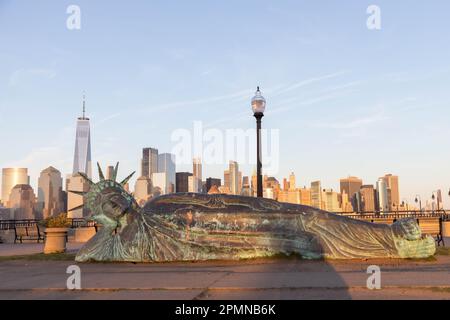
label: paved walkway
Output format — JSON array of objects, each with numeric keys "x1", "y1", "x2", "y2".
[
  {"x1": 0, "y1": 243, "x2": 83, "y2": 256},
  {"x1": 0, "y1": 254, "x2": 449, "y2": 299}
]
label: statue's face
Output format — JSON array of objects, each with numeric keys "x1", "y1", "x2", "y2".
[{"x1": 85, "y1": 181, "x2": 136, "y2": 227}]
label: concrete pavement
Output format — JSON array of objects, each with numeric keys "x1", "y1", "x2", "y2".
[
  {"x1": 0, "y1": 243, "x2": 83, "y2": 257},
  {"x1": 0, "y1": 252, "x2": 449, "y2": 299}
]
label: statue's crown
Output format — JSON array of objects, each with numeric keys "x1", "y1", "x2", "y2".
[{"x1": 68, "y1": 162, "x2": 135, "y2": 212}]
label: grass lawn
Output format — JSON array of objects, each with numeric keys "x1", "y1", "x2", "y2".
[{"x1": 0, "y1": 252, "x2": 76, "y2": 262}]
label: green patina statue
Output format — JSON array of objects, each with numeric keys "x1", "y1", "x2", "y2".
[{"x1": 71, "y1": 164, "x2": 436, "y2": 262}]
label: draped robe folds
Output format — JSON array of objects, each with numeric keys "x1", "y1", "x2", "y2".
[{"x1": 76, "y1": 193, "x2": 404, "y2": 262}]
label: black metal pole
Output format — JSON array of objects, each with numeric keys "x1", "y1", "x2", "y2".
[{"x1": 254, "y1": 112, "x2": 264, "y2": 198}]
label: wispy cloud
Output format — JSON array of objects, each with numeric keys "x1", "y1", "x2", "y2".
[
  {"x1": 95, "y1": 112, "x2": 121, "y2": 126},
  {"x1": 312, "y1": 112, "x2": 388, "y2": 130},
  {"x1": 139, "y1": 89, "x2": 251, "y2": 114},
  {"x1": 8, "y1": 68, "x2": 56, "y2": 87},
  {"x1": 271, "y1": 71, "x2": 348, "y2": 97}
]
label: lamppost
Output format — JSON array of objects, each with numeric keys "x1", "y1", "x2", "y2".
[
  {"x1": 414, "y1": 195, "x2": 422, "y2": 213},
  {"x1": 401, "y1": 198, "x2": 409, "y2": 212},
  {"x1": 251, "y1": 86, "x2": 266, "y2": 198},
  {"x1": 431, "y1": 191, "x2": 441, "y2": 212}
]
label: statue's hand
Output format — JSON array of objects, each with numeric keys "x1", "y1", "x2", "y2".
[{"x1": 392, "y1": 218, "x2": 436, "y2": 258}]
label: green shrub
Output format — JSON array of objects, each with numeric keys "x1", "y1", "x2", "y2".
[{"x1": 40, "y1": 213, "x2": 71, "y2": 228}]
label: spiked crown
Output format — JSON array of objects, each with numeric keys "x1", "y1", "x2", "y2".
[{"x1": 68, "y1": 162, "x2": 135, "y2": 213}]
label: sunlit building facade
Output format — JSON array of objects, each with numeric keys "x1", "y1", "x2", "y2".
[
  {"x1": 1, "y1": 168, "x2": 29, "y2": 207},
  {"x1": 37, "y1": 166, "x2": 64, "y2": 219},
  {"x1": 73, "y1": 98, "x2": 92, "y2": 178}
]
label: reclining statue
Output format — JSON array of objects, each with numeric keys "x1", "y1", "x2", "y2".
[{"x1": 72, "y1": 164, "x2": 436, "y2": 262}]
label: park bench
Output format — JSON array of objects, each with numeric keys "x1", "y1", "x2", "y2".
[
  {"x1": 14, "y1": 225, "x2": 44, "y2": 244},
  {"x1": 366, "y1": 216, "x2": 444, "y2": 247},
  {"x1": 418, "y1": 218, "x2": 444, "y2": 247}
]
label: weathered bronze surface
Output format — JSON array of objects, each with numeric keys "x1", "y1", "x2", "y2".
[{"x1": 73, "y1": 164, "x2": 436, "y2": 262}]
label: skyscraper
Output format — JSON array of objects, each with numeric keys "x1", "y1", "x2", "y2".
[
  {"x1": 360, "y1": 185, "x2": 376, "y2": 212},
  {"x1": 9, "y1": 184, "x2": 37, "y2": 220},
  {"x1": 241, "y1": 176, "x2": 251, "y2": 196},
  {"x1": 376, "y1": 178, "x2": 389, "y2": 214},
  {"x1": 340, "y1": 176, "x2": 363, "y2": 212},
  {"x1": 381, "y1": 174, "x2": 400, "y2": 210},
  {"x1": 229, "y1": 161, "x2": 241, "y2": 195},
  {"x1": 224, "y1": 170, "x2": 230, "y2": 191},
  {"x1": 141, "y1": 147, "x2": 158, "y2": 178},
  {"x1": 134, "y1": 176, "x2": 152, "y2": 206},
  {"x1": 1, "y1": 168, "x2": 29, "y2": 207},
  {"x1": 322, "y1": 189, "x2": 341, "y2": 212},
  {"x1": 66, "y1": 173, "x2": 90, "y2": 218},
  {"x1": 73, "y1": 95, "x2": 92, "y2": 178},
  {"x1": 289, "y1": 172, "x2": 296, "y2": 191},
  {"x1": 193, "y1": 158, "x2": 201, "y2": 178},
  {"x1": 37, "y1": 166, "x2": 64, "y2": 219},
  {"x1": 299, "y1": 187, "x2": 311, "y2": 206},
  {"x1": 311, "y1": 181, "x2": 322, "y2": 209},
  {"x1": 106, "y1": 165, "x2": 115, "y2": 180},
  {"x1": 153, "y1": 153, "x2": 176, "y2": 194},
  {"x1": 176, "y1": 172, "x2": 192, "y2": 193}
]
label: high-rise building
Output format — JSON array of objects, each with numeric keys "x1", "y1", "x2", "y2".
[
  {"x1": 376, "y1": 178, "x2": 389, "y2": 214},
  {"x1": 289, "y1": 172, "x2": 296, "y2": 191},
  {"x1": 241, "y1": 176, "x2": 251, "y2": 196},
  {"x1": 192, "y1": 158, "x2": 202, "y2": 192},
  {"x1": 299, "y1": 187, "x2": 311, "y2": 206},
  {"x1": 176, "y1": 172, "x2": 192, "y2": 193},
  {"x1": 37, "y1": 166, "x2": 64, "y2": 219},
  {"x1": 106, "y1": 165, "x2": 115, "y2": 180},
  {"x1": 224, "y1": 170, "x2": 230, "y2": 191},
  {"x1": 134, "y1": 176, "x2": 152, "y2": 206},
  {"x1": 66, "y1": 173, "x2": 90, "y2": 218},
  {"x1": 141, "y1": 147, "x2": 158, "y2": 178},
  {"x1": 278, "y1": 189, "x2": 300, "y2": 205},
  {"x1": 229, "y1": 161, "x2": 241, "y2": 195},
  {"x1": 311, "y1": 181, "x2": 322, "y2": 209},
  {"x1": 157, "y1": 153, "x2": 176, "y2": 194},
  {"x1": 322, "y1": 189, "x2": 341, "y2": 212},
  {"x1": 1, "y1": 168, "x2": 29, "y2": 207},
  {"x1": 282, "y1": 178, "x2": 289, "y2": 191},
  {"x1": 188, "y1": 175, "x2": 199, "y2": 193},
  {"x1": 206, "y1": 178, "x2": 221, "y2": 193},
  {"x1": 381, "y1": 174, "x2": 399, "y2": 210},
  {"x1": 8, "y1": 184, "x2": 37, "y2": 220},
  {"x1": 193, "y1": 158, "x2": 202, "y2": 179},
  {"x1": 264, "y1": 176, "x2": 281, "y2": 200},
  {"x1": 263, "y1": 187, "x2": 274, "y2": 199},
  {"x1": 340, "y1": 176, "x2": 363, "y2": 212},
  {"x1": 340, "y1": 190, "x2": 353, "y2": 212},
  {"x1": 251, "y1": 170, "x2": 257, "y2": 197},
  {"x1": 152, "y1": 172, "x2": 167, "y2": 195},
  {"x1": 360, "y1": 185, "x2": 376, "y2": 213},
  {"x1": 73, "y1": 95, "x2": 92, "y2": 178}
]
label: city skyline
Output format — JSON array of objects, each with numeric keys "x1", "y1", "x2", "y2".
[
  {"x1": 1, "y1": 1, "x2": 450, "y2": 208},
  {"x1": 1, "y1": 150, "x2": 447, "y2": 213}
]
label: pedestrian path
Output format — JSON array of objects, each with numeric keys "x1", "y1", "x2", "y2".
[{"x1": 0, "y1": 243, "x2": 83, "y2": 257}]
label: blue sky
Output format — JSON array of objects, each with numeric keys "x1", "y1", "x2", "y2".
[{"x1": 1, "y1": 0, "x2": 450, "y2": 207}]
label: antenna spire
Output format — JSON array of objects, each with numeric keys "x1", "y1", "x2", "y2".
[{"x1": 82, "y1": 93, "x2": 86, "y2": 119}]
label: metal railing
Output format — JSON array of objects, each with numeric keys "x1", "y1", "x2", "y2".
[
  {"x1": 0, "y1": 210, "x2": 448, "y2": 231},
  {"x1": 334, "y1": 209, "x2": 448, "y2": 220},
  {"x1": 0, "y1": 219, "x2": 96, "y2": 231}
]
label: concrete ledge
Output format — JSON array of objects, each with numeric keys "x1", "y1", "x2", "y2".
[{"x1": 74, "y1": 227, "x2": 96, "y2": 243}]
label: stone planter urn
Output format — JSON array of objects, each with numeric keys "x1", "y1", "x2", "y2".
[
  {"x1": 442, "y1": 221, "x2": 450, "y2": 238},
  {"x1": 44, "y1": 228, "x2": 69, "y2": 254}
]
